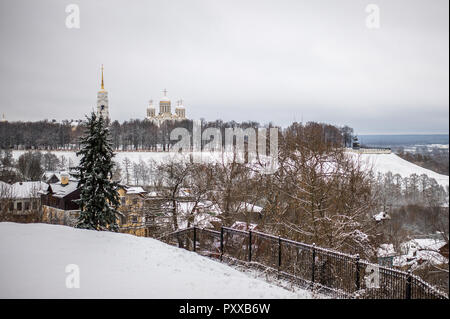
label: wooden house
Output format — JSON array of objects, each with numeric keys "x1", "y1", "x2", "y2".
[{"x1": 40, "y1": 174, "x2": 81, "y2": 226}]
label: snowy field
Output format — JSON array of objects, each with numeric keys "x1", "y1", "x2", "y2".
[
  {"x1": 0, "y1": 223, "x2": 313, "y2": 299},
  {"x1": 11, "y1": 150, "x2": 449, "y2": 188},
  {"x1": 352, "y1": 153, "x2": 449, "y2": 188}
]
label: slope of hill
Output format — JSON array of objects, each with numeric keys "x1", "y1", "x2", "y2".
[
  {"x1": 11, "y1": 150, "x2": 450, "y2": 188},
  {"x1": 0, "y1": 223, "x2": 312, "y2": 298},
  {"x1": 352, "y1": 153, "x2": 449, "y2": 188}
]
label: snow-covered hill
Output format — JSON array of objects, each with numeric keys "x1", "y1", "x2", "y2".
[
  {"x1": 11, "y1": 150, "x2": 449, "y2": 188},
  {"x1": 350, "y1": 152, "x2": 449, "y2": 188},
  {"x1": 0, "y1": 223, "x2": 311, "y2": 298}
]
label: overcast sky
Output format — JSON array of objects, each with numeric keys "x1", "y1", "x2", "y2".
[{"x1": 0, "y1": 0, "x2": 448, "y2": 134}]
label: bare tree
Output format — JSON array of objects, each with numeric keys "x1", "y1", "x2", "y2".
[{"x1": 122, "y1": 157, "x2": 132, "y2": 185}]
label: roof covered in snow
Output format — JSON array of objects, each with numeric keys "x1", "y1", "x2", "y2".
[
  {"x1": 124, "y1": 186, "x2": 146, "y2": 195},
  {"x1": 394, "y1": 238, "x2": 448, "y2": 268},
  {"x1": 4, "y1": 181, "x2": 49, "y2": 199},
  {"x1": 46, "y1": 181, "x2": 79, "y2": 198},
  {"x1": 374, "y1": 211, "x2": 390, "y2": 222},
  {"x1": 377, "y1": 243, "x2": 396, "y2": 257},
  {"x1": 236, "y1": 202, "x2": 263, "y2": 213}
]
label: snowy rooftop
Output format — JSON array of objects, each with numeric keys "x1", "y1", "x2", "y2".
[
  {"x1": 394, "y1": 238, "x2": 448, "y2": 268},
  {"x1": 43, "y1": 171, "x2": 62, "y2": 180},
  {"x1": 237, "y1": 202, "x2": 263, "y2": 213},
  {"x1": 373, "y1": 211, "x2": 390, "y2": 222},
  {"x1": 377, "y1": 243, "x2": 396, "y2": 258},
  {"x1": 124, "y1": 186, "x2": 146, "y2": 195},
  {"x1": 1, "y1": 181, "x2": 49, "y2": 199},
  {"x1": 47, "y1": 181, "x2": 79, "y2": 198}
]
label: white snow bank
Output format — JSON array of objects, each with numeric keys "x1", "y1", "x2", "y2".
[{"x1": 0, "y1": 222, "x2": 312, "y2": 299}]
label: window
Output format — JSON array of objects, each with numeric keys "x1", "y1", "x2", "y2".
[
  {"x1": 131, "y1": 215, "x2": 138, "y2": 223},
  {"x1": 24, "y1": 201, "x2": 30, "y2": 211},
  {"x1": 132, "y1": 198, "x2": 138, "y2": 205},
  {"x1": 9, "y1": 202, "x2": 14, "y2": 211},
  {"x1": 17, "y1": 202, "x2": 22, "y2": 211},
  {"x1": 32, "y1": 201, "x2": 38, "y2": 210},
  {"x1": 121, "y1": 197, "x2": 126, "y2": 206}
]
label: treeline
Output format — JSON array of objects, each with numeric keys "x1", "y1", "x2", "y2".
[
  {"x1": 397, "y1": 149, "x2": 449, "y2": 175},
  {"x1": 143, "y1": 121, "x2": 376, "y2": 260},
  {"x1": 0, "y1": 149, "x2": 64, "y2": 183},
  {"x1": 1, "y1": 118, "x2": 354, "y2": 150},
  {"x1": 372, "y1": 170, "x2": 448, "y2": 243},
  {"x1": 0, "y1": 120, "x2": 81, "y2": 150}
]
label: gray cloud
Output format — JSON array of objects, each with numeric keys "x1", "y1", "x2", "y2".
[{"x1": 0, "y1": 0, "x2": 448, "y2": 134}]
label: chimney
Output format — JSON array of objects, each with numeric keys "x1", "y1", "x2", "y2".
[{"x1": 61, "y1": 172, "x2": 69, "y2": 186}]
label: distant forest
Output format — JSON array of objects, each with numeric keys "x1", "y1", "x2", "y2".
[
  {"x1": 0, "y1": 119, "x2": 354, "y2": 151},
  {"x1": 397, "y1": 150, "x2": 449, "y2": 176}
]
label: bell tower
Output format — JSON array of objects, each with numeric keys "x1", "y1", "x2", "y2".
[{"x1": 97, "y1": 65, "x2": 110, "y2": 121}]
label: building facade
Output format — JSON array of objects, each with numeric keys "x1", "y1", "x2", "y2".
[
  {"x1": 40, "y1": 174, "x2": 81, "y2": 226},
  {"x1": 0, "y1": 181, "x2": 47, "y2": 223},
  {"x1": 40, "y1": 174, "x2": 148, "y2": 236},
  {"x1": 117, "y1": 186, "x2": 148, "y2": 237}
]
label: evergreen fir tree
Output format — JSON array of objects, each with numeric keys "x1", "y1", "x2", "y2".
[{"x1": 75, "y1": 112, "x2": 120, "y2": 231}]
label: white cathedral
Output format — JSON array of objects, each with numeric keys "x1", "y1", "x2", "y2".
[
  {"x1": 146, "y1": 89, "x2": 187, "y2": 125},
  {"x1": 95, "y1": 66, "x2": 187, "y2": 124}
]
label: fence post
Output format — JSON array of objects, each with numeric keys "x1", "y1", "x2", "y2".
[
  {"x1": 311, "y1": 243, "x2": 316, "y2": 284},
  {"x1": 248, "y1": 230, "x2": 252, "y2": 262},
  {"x1": 355, "y1": 254, "x2": 360, "y2": 291},
  {"x1": 278, "y1": 236, "x2": 282, "y2": 271},
  {"x1": 220, "y1": 226, "x2": 224, "y2": 261},
  {"x1": 406, "y1": 270, "x2": 412, "y2": 299},
  {"x1": 193, "y1": 227, "x2": 197, "y2": 252}
]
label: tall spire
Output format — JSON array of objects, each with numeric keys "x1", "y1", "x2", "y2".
[{"x1": 101, "y1": 64, "x2": 104, "y2": 90}]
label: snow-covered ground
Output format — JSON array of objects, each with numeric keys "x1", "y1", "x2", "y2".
[
  {"x1": 350, "y1": 152, "x2": 449, "y2": 188},
  {"x1": 12, "y1": 150, "x2": 449, "y2": 188},
  {"x1": 0, "y1": 222, "x2": 313, "y2": 299},
  {"x1": 394, "y1": 238, "x2": 448, "y2": 268}
]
